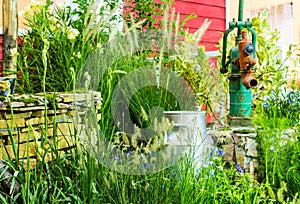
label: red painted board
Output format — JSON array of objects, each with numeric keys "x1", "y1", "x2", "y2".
[
  {"x1": 173, "y1": 1, "x2": 226, "y2": 19},
  {"x1": 186, "y1": 28, "x2": 223, "y2": 43},
  {"x1": 183, "y1": 16, "x2": 226, "y2": 31},
  {"x1": 177, "y1": 0, "x2": 226, "y2": 7}
]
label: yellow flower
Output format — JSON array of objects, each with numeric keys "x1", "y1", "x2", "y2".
[
  {"x1": 23, "y1": 1, "x2": 45, "y2": 17},
  {"x1": 0, "y1": 81, "x2": 10, "y2": 91},
  {"x1": 49, "y1": 16, "x2": 58, "y2": 32},
  {"x1": 67, "y1": 28, "x2": 80, "y2": 40}
]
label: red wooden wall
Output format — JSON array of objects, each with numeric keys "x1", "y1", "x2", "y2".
[
  {"x1": 173, "y1": 0, "x2": 226, "y2": 51},
  {"x1": 0, "y1": 0, "x2": 226, "y2": 73}
]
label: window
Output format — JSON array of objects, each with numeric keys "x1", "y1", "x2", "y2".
[{"x1": 250, "y1": 3, "x2": 294, "y2": 59}]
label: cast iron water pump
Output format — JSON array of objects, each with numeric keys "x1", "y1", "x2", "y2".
[{"x1": 220, "y1": 0, "x2": 258, "y2": 126}]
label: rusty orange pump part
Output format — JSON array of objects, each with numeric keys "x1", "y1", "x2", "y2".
[{"x1": 238, "y1": 31, "x2": 258, "y2": 89}]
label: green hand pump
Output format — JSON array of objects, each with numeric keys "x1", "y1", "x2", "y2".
[{"x1": 220, "y1": 0, "x2": 258, "y2": 126}]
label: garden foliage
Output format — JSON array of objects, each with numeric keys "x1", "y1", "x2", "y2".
[
  {"x1": 1, "y1": 1, "x2": 299, "y2": 203},
  {"x1": 16, "y1": 0, "x2": 121, "y2": 93}
]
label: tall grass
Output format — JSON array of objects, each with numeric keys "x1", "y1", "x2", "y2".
[
  {"x1": 2, "y1": 1, "x2": 299, "y2": 203},
  {"x1": 1, "y1": 133, "x2": 265, "y2": 203},
  {"x1": 254, "y1": 113, "x2": 300, "y2": 202}
]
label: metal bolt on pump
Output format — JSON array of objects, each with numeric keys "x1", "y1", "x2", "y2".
[{"x1": 220, "y1": 0, "x2": 258, "y2": 126}]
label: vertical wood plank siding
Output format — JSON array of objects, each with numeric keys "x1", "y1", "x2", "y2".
[
  {"x1": 0, "y1": 1, "x2": 226, "y2": 72},
  {"x1": 173, "y1": 0, "x2": 226, "y2": 51}
]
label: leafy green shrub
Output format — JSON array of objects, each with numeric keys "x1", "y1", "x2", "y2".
[
  {"x1": 16, "y1": 0, "x2": 120, "y2": 93},
  {"x1": 174, "y1": 46, "x2": 225, "y2": 113},
  {"x1": 251, "y1": 10, "x2": 300, "y2": 107}
]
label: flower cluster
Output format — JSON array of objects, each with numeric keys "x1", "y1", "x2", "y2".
[
  {"x1": 66, "y1": 27, "x2": 80, "y2": 40},
  {"x1": 263, "y1": 89, "x2": 300, "y2": 125},
  {"x1": 22, "y1": 0, "x2": 46, "y2": 18}
]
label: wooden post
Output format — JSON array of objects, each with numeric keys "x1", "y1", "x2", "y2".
[{"x1": 2, "y1": 0, "x2": 18, "y2": 78}]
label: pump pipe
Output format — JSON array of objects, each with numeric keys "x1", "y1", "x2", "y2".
[
  {"x1": 237, "y1": 0, "x2": 244, "y2": 37},
  {"x1": 220, "y1": 0, "x2": 259, "y2": 120}
]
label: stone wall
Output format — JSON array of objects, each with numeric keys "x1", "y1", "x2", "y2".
[
  {"x1": 0, "y1": 92, "x2": 102, "y2": 168},
  {"x1": 208, "y1": 127, "x2": 258, "y2": 178}
]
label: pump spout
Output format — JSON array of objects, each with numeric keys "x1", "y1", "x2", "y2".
[{"x1": 241, "y1": 72, "x2": 258, "y2": 88}]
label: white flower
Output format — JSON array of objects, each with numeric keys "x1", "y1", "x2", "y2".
[
  {"x1": 96, "y1": 43, "x2": 104, "y2": 54},
  {"x1": 10, "y1": 48, "x2": 18, "y2": 57},
  {"x1": 217, "y1": 166, "x2": 223, "y2": 171},
  {"x1": 96, "y1": 43, "x2": 102, "y2": 49},
  {"x1": 131, "y1": 180, "x2": 136, "y2": 189},
  {"x1": 67, "y1": 28, "x2": 80, "y2": 40},
  {"x1": 57, "y1": 3, "x2": 65, "y2": 10},
  {"x1": 73, "y1": 52, "x2": 82, "y2": 59}
]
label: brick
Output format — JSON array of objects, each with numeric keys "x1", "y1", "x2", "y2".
[
  {"x1": 59, "y1": 93, "x2": 94, "y2": 102},
  {"x1": 26, "y1": 117, "x2": 41, "y2": 126},
  {"x1": 7, "y1": 128, "x2": 54, "y2": 144},
  {"x1": 21, "y1": 125, "x2": 41, "y2": 133},
  {"x1": 4, "y1": 111, "x2": 32, "y2": 119},
  {"x1": 46, "y1": 136, "x2": 75, "y2": 150},
  {"x1": 59, "y1": 94, "x2": 75, "y2": 103},
  {"x1": 19, "y1": 149, "x2": 73, "y2": 169},
  {"x1": 56, "y1": 123, "x2": 75, "y2": 136},
  {"x1": 66, "y1": 110, "x2": 76, "y2": 117},
  {"x1": 245, "y1": 138, "x2": 258, "y2": 157},
  {"x1": 32, "y1": 110, "x2": 45, "y2": 117},
  {"x1": 0, "y1": 127, "x2": 19, "y2": 136},
  {"x1": 222, "y1": 143, "x2": 234, "y2": 162},
  {"x1": 0, "y1": 139, "x2": 4, "y2": 146},
  {"x1": 95, "y1": 101, "x2": 102, "y2": 106},
  {"x1": 19, "y1": 158, "x2": 37, "y2": 169},
  {"x1": 0, "y1": 146, "x2": 9, "y2": 160},
  {"x1": 47, "y1": 109, "x2": 67, "y2": 115},
  {"x1": 4, "y1": 141, "x2": 40, "y2": 159},
  {"x1": 26, "y1": 114, "x2": 72, "y2": 126},
  {"x1": 48, "y1": 114, "x2": 72, "y2": 123},
  {"x1": 57, "y1": 103, "x2": 73, "y2": 109},
  {"x1": 10, "y1": 106, "x2": 45, "y2": 111},
  {"x1": 0, "y1": 113, "x2": 5, "y2": 120},
  {"x1": 33, "y1": 109, "x2": 69, "y2": 117},
  {"x1": 0, "y1": 118, "x2": 25, "y2": 128},
  {"x1": 10, "y1": 102, "x2": 26, "y2": 107},
  {"x1": 235, "y1": 147, "x2": 245, "y2": 168}
]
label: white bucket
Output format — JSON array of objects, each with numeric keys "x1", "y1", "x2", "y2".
[{"x1": 163, "y1": 111, "x2": 214, "y2": 169}]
